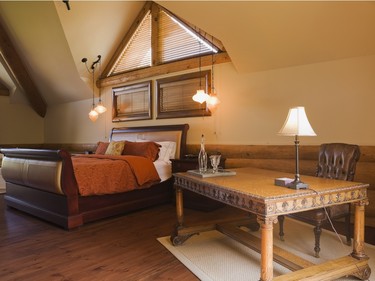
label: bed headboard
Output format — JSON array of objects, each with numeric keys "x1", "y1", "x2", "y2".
[{"x1": 110, "y1": 124, "x2": 189, "y2": 159}]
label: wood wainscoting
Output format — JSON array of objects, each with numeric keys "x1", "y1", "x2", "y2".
[
  {"x1": 187, "y1": 144, "x2": 375, "y2": 228},
  {"x1": 1, "y1": 143, "x2": 374, "y2": 227}
]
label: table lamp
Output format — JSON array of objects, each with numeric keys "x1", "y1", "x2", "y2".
[{"x1": 278, "y1": 106, "x2": 316, "y2": 189}]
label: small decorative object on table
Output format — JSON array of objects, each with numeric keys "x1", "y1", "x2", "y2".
[
  {"x1": 198, "y1": 134, "x2": 207, "y2": 173},
  {"x1": 209, "y1": 154, "x2": 221, "y2": 173},
  {"x1": 187, "y1": 169, "x2": 236, "y2": 178},
  {"x1": 274, "y1": 177, "x2": 294, "y2": 187}
]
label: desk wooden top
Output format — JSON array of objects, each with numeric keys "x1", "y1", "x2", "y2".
[{"x1": 174, "y1": 167, "x2": 369, "y2": 217}]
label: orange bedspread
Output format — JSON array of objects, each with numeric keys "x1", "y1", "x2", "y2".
[{"x1": 72, "y1": 155, "x2": 161, "y2": 196}]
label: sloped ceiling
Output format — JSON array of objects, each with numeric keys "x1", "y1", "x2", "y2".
[
  {"x1": 0, "y1": 1, "x2": 375, "y2": 113},
  {"x1": 158, "y1": 1, "x2": 375, "y2": 73}
]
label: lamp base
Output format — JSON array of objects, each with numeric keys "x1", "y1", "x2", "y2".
[{"x1": 286, "y1": 180, "x2": 309, "y2": 190}]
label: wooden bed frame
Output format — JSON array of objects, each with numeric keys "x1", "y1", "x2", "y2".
[{"x1": 0, "y1": 124, "x2": 189, "y2": 230}]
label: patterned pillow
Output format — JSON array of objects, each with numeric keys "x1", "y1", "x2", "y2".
[
  {"x1": 105, "y1": 141, "x2": 125, "y2": 156},
  {"x1": 95, "y1": 141, "x2": 109, "y2": 155},
  {"x1": 122, "y1": 141, "x2": 160, "y2": 161}
]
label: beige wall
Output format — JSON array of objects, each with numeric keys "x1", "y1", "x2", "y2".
[
  {"x1": 0, "y1": 96, "x2": 44, "y2": 144},
  {"x1": 44, "y1": 54, "x2": 375, "y2": 146}
]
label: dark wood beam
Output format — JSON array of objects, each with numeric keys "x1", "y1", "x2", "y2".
[
  {"x1": 0, "y1": 80, "x2": 9, "y2": 96},
  {"x1": 0, "y1": 19, "x2": 46, "y2": 117}
]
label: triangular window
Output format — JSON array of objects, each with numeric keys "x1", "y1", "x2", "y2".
[
  {"x1": 105, "y1": 2, "x2": 222, "y2": 77},
  {"x1": 110, "y1": 10, "x2": 152, "y2": 75},
  {"x1": 158, "y1": 9, "x2": 217, "y2": 63}
]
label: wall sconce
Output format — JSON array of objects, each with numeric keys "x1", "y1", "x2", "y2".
[
  {"x1": 82, "y1": 55, "x2": 107, "y2": 122},
  {"x1": 278, "y1": 106, "x2": 316, "y2": 189}
]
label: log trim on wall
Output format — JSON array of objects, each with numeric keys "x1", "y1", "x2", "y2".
[
  {"x1": 1, "y1": 143, "x2": 374, "y2": 226},
  {"x1": 187, "y1": 144, "x2": 375, "y2": 191}
]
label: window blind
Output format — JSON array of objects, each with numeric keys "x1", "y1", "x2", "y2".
[
  {"x1": 158, "y1": 10, "x2": 213, "y2": 63},
  {"x1": 113, "y1": 82, "x2": 151, "y2": 119},
  {"x1": 110, "y1": 11, "x2": 152, "y2": 75},
  {"x1": 156, "y1": 71, "x2": 211, "y2": 118}
]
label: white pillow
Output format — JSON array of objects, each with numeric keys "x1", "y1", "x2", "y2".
[
  {"x1": 135, "y1": 139, "x2": 176, "y2": 162},
  {"x1": 157, "y1": 141, "x2": 176, "y2": 162}
]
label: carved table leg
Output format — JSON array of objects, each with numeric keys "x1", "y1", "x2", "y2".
[
  {"x1": 170, "y1": 186, "x2": 197, "y2": 246},
  {"x1": 175, "y1": 185, "x2": 184, "y2": 227},
  {"x1": 278, "y1": 215, "x2": 285, "y2": 241},
  {"x1": 351, "y1": 200, "x2": 371, "y2": 280},
  {"x1": 351, "y1": 201, "x2": 367, "y2": 259},
  {"x1": 258, "y1": 215, "x2": 278, "y2": 281}
]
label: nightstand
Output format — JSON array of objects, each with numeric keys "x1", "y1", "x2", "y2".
[{"x1": 171, "y1": 158, "x2": 226, "y2": 212}]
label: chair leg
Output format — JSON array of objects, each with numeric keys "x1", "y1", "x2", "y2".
[
  {"x1": 278, "y1": 215, "x2": 285, "y2": 241},
  {"x1": 313, "y1": 223, "x2": 322, "y2": 258},
  {"x1": 345, "y1": 214, "x2": 352, "y2": 246},
  {"x1": 247, "y1": 213, "x2": 260, "y2": 231}
]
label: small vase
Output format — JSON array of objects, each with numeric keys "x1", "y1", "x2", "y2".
[{"x1": 198, "y1": 134, "x2": 207, "y2": 173}]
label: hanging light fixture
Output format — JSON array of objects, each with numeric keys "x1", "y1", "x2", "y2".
[
  {"x1": 94, "y1": 58, "x2": 107, "y2": 114},
  {"x1": 88, "y1": 64, "x2": 99, "y2": 122},
  {"x1": 82, "y1": 55, "x2": 106, "y2": 121},
  {"x1": 192, "y1": 29, "x2": 209, "y2": 104},
  {"x1": 207, "y1": 35, "x2": 220, "y2": 111}
]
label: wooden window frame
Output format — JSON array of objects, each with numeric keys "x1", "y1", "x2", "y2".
[
  {"x1": 112, "y1": 81, "x2": 152, "y2": 122},
  {"x1": 156, "y1": 71, "x2": 211, "y2": 119}
]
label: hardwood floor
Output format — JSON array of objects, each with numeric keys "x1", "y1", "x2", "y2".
[
  {"x1": 0, "y1": 195, "x2": 245, "y2": 281},
  {"x1": 1, "y1": 195, "x2": 374, "y2": 281}
]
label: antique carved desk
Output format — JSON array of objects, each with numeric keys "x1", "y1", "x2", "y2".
[{"x1": 171, "y1": 167, "x2": 370, "y2": 281}]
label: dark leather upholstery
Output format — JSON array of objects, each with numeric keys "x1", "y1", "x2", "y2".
[
  {"x1": 316, "y1": 143, "x2": 359, "y2": 181},
  {"x1": 278, "y1": 143, "x2": 360, "y2": 258}
]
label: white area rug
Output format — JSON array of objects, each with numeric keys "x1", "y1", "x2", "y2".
[{"x1": 158, "y1": 218, "x2": 374, "y2": 281}]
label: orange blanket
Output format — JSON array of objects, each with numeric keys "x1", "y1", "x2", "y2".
[{"x1": 72, "y1": 155, "x2": 161, "y2": 196}]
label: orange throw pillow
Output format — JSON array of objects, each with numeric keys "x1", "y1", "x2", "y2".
[
  {"x1": 122, "y1": 141, "x2": 160, "y2": 161},
  {"x1": 95, "y1": 141, "x2": 109, "y2": 155}
]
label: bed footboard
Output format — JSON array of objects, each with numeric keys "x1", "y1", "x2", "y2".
[{"x1": 0, "y1": 148, "x2": 82, "y2": 229}]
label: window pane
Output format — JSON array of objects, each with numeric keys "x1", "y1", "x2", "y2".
[
  {"x1": 156, "y1": 71, "x2": 211, "y2": 119},
  {"x1": 112, "y1": 81, "x2": 152, "y2": 122}
]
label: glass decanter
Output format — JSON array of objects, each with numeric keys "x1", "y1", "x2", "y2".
[{"x1": 198, "y1": 134, "x2": 207, "y2": 173}]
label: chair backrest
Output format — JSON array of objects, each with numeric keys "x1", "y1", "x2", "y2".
[{"x1": 316, "y1": 143, "x2": 360, "y2": 181}]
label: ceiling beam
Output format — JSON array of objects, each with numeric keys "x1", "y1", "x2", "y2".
[
  {"x1": 0, "y1": 19, "x2": 46, "y2": 117},
  {"x1": 0, "y1": 78, "x2": 9, "y2": 96}
]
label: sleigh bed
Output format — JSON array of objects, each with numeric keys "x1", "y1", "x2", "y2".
[{"x1": 0, "y1": 124, "x2": 189, "y2": 229}]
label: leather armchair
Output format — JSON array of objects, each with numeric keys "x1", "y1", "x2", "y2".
[{"x1": 278, "y1": 143, "x2": 361, "y2": 258}]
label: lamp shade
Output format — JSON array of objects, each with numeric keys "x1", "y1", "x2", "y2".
[
  {"x1": 278, "y1": 106, "x2": 316, "y2": 136},
  {"x1": 88, "y1": 109, "x2": 99, "y2": 122},
  {"x1": 192, "y1": 89, "x2": 209, "y2": 104},
  {"x1": 95, "y1": 102, "x2": 107, "y2": 114},
  {"x1": 207, "y1": 94, "x2": 221, "y2": 111}
]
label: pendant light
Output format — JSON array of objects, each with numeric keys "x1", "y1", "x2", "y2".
[
  {"x1": 207, "y1": 36, "x2": 220, "y2": 111},
  {"x1": 82, "y1": 55, "x2": 106, "y2": 121},
  {"x1": 192, "y1": 29, "x2": 209, "y2": 104},
  {"x1": 88, "y1": 64, "x2": 99, "y2": 121},
  {"x1": 94, "y1": 58, "x2": 107, "y2": 114}
]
